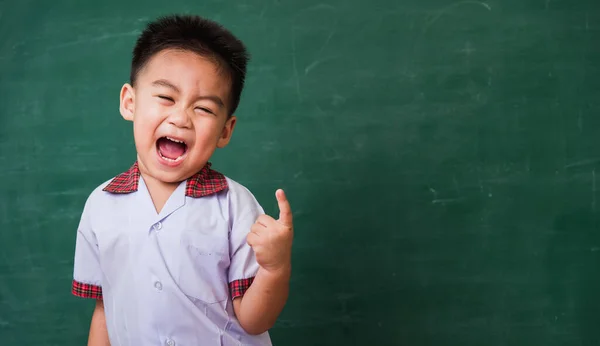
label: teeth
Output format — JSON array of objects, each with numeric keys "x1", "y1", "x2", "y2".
[
  {"x1": 166, "y1": 136, "x2": 185, "y2": 144},
  {"x1": 159, "y1": 150, "x2": 185, "y2": 162}
]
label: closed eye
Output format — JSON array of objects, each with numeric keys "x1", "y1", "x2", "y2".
[
  {"x1": 195, "y1": 107, "x2": 214, "y2": 115},
  {"x1": 157, "y1": 95, "x2": 174, "y2": 102}
]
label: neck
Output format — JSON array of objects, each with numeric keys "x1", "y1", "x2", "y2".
[
  {"x1": 137, "y1": 159, "x2": 180, "y2": 214},
  {"x1": 143, "y1": 174, "x2": 179, "y2": 214}
]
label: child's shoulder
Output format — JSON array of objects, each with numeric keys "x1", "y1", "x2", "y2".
[
  {"x1": 223, "y1": 175, "x2": 254, "y2": 198},
  {"x1": 76, "y1": 177, "x2": 121, "y2": 222},
  {"x1": 82, "y1": 177, "x2": 120, "y2": 206},
  {"x1": 221, "y1": 174, "x2": 264, "y2": 214}
]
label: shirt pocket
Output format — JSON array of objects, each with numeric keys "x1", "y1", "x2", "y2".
[{"x1": 177, "y1": 230, "x2": 229, "y2": 304}]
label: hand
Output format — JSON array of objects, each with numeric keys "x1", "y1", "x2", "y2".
[{"x1": 247, "y1": 189, "x2": 294, "y2": 274}]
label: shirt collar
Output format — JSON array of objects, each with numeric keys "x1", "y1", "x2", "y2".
[{"x1": 102, "y1": 161, "x2": 228, "y2": 198}]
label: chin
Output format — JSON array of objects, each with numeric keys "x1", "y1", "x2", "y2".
[{"x1": 155, "y1": 170, "x2": 191, "y2": 184}]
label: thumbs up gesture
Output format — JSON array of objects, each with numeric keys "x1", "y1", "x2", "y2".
[{"x1": 247, "y1": 189, "x2": 294, "y2": 274}]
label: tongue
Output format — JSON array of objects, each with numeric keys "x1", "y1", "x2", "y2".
[{"x1": 158, "y1": 138, "x2": 186, "y2": 159}]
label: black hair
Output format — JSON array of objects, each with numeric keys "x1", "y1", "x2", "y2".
[{"x1": 131, "y1": 14, "x2": 250, "y2": 115}]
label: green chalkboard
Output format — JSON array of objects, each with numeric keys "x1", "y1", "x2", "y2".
[{"x1": 1, "y1": 0, "x2": 600, "y2": 345}]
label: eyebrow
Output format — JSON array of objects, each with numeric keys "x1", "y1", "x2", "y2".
[
  {"x1": 151, "y1": 79, "x2": 225, "y2": 107},
  {"x1": 152, "y1": 79, "x2": 180, "y2": 93}
]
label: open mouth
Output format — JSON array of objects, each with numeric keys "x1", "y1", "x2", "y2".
[{"x1": 156, "y1": 136, "x2": 188, "y2": 162}]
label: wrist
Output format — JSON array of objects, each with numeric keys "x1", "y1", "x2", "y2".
[{"x1": 258, "y1": 263, "x2": 292, "y2": 280}]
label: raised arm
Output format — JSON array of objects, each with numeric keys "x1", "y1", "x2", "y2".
[{"x1": 233, "y1": 189, "x2": 294, "y2": 334}]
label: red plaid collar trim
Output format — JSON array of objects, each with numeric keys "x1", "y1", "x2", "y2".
[{"x1": 102, "y1": 162, "x2": 228, "y2": 198}]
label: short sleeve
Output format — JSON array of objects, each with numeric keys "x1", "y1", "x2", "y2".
[
  {"x1": 228, "y1": 194, "x2": 264, "y2": 300},
  {"x1": 72, "y1": 196, "x2": 103, "y2": 299}
]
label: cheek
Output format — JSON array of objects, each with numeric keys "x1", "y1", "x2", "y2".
[
  {"x1": 193, "y1": 119, "x2": 224, "y2": 142},
  {"x1": 132, "y1": 122, "x2": 150, "y2": 148},
  {"x1": 136, "y1": 100, "x2": 161, "y2": 119},
  {"x1": 132, "y1": 114, "x2": 160, "y2": 147}
]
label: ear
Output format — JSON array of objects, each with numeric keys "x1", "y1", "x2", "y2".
[
  {"x1": 217, "y1": 115, "x2": 237, "y2": 148},
  {"x1": 119, "y1": 83, "x2": 135, "y2": 121}
]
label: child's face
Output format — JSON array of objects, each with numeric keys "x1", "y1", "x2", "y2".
[{"x1": 119, "y1": 49, "x2": 236, "y2": 184}]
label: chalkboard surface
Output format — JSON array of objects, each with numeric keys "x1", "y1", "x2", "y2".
[{"x1": 1, "y1": 0, "x2": 600, "y2": 345}]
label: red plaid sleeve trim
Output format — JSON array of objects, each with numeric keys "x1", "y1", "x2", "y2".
[
  {"x1": 229, "y1": 277, "x2": 254, "y2": 299},
  {"x1": 72, "y1": 280, "x2": 103, "y2": 299}
]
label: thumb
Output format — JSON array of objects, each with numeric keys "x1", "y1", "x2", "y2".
[{"x1": 276, "y1": 189, "x2": 293, "y2": 226}]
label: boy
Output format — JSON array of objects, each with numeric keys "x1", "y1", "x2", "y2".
[{"x1": 71, "y1": 14, "x2": 293, "y2": 345}]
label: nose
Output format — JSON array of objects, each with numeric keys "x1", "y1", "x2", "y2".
[{"x1": 167, "y1": 107, "x2": 192, "y2": 129}]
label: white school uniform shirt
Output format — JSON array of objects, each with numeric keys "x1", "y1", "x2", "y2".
[{"x1": 72, "y1": 161, "x2": 272, "y2": 346}]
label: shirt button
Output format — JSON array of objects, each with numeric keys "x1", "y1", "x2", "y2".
[
  {"x1": 155, "y1": 222, "x2": 162, "y2": 230},
  {"x1": 166, "y1": 339, "x2": 175, "y2": 346},
  {"x1": 154, "y1": 281, "x2": 162, "y2": 291}
]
